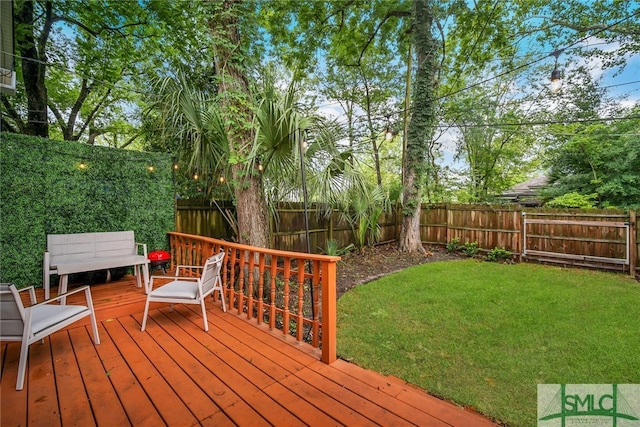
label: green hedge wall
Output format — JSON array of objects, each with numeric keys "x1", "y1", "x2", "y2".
[{"x1": 0, "y1": 133, "x2": 174, "y2": 288}]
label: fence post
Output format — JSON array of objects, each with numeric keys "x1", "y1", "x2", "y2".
[
  {"x1": 630, "y1": 210, "x2": 637, "y2": 278},
  {"x1": 329, "y1": 209, "x2": 334, "y2": 241},
  {"x1": 396, "y1": 204, "x2": 401, "y2": 242},
  {"x1": 445, "y1": 203, "x2": 451, "y2": 245},
  {"x1": 520, "y1": 211, "x2": 526, "y2": 261}
]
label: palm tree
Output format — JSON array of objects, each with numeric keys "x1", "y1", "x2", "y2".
[
  {"x1": 151, "y1": 70, "x2": 369, "y2": 246},
  {"x1": 153, "y1": 73, "x2": 229, "y2": 181},
  {"x1": 251, "y1": 72, "x2": 370, "y2": 227}
]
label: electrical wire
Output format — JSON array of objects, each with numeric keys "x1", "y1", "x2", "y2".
[
  {"x1": 316, "y1": 7, "x2": 640, "y2": 129},
  {"x1": 2, "y1": 7, "x2": 639, "y2": 137}
]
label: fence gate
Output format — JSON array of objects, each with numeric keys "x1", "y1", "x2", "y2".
[{"x1": 522, "y1": 212, "x2": 631, "y2": 272}]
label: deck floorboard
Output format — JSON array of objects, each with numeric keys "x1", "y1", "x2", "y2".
[{"x1": 1, "y1": 276, "x2": 498, "y2": 426}]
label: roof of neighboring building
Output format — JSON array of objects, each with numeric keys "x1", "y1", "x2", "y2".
[{"x1": 501, "y1": 175, "x2": 549, "y2": 206}]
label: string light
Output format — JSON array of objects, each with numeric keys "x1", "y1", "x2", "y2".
[
  {"x1": 385, "y1": 127, "x2": 394, "y2": 141},
  {"x1": 218, "y1": 175, "x2": 225, "y2": 183},
  {"x1": 147, "y1": 162, "x2": 155, "y2": 172},
  {"x1": 550, "y1": 67, "x2": 562, "y2": 92},
  {"x1": 79, "y1": 160, "x2": 87, "y2": 169},
  {"x1": 549, "y1": 48, "x2": 564, "y2": 93},
  {"x1": 193, "y1": 171, "x2": 199, "y2": 180}
]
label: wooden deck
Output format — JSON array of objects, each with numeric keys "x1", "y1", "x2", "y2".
[{"x1": 1, "y1": 276, "x2": 498, "y2": 426}]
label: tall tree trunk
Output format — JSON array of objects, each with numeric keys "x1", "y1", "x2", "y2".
[
  {"x1": 399, "y1": 0, "x2": 438, "y2": 252},
  {"x1": 16, "y1": 0, "x2": 49, "y2": 137},
  {"x1": 209, "y1": 0, "x2": 270, "y2": 247},
  {"x1": 231, "y1": 163, "x2": 270, "y2": 247}
]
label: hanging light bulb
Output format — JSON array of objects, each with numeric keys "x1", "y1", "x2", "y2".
[
  {"x1": 193, "y1": 171, "x2": 199, "y2": 180},
  {"x1": 299, "y1": 129, "x2": 308, "y2": 150},
  {"x1": 549, "y1": 48, "x2": 564, "y2": 93},
  {"x1": 147, "y1": 162, "x2": 155, "y2": 172},
  {"x1": 257, "y1": 159, "x2": 263, "y2": 171},
  {"x1": 173, "y1": 162, "x2": 179, "y2": 170},
  {"x1": 385, "y1": 127, "x2": 394, "y2": 141},
  {"x1": 79, "y1": 160, "x2": 87, "y2": 169},
  {"x1": 550, "y1": 66, "x2": 562, "y2": 93},
  {"x1": 218, "y1": 175, "x2": 225, "y2": 183}
]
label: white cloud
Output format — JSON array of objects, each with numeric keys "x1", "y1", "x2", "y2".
[{"x1": 316, "y1": 105, "x2": 343, "y2": 120}]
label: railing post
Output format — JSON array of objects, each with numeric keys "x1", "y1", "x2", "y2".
[{"x1": 321, "y1": 260, "x2": 337, "y2": 364}]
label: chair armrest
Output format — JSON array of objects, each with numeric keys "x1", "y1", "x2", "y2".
[
  {"x1": 136, "y1": 242, "x2": 148, "y2": 258},
  {"x1": 175, "y1": 265, "x2": 203, "y2": 277},
  {"x1": 17, "y1": 286, "x2": 37, "y2": 306},
  {"x1": 38, "y1": 285, "x2": 93, "y2": 306},
  {"x1": 150, "y1": 275, "x2": 199, "y2": 280}
]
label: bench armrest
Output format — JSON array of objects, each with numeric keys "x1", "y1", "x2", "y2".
[{"x1": 136, "y1": 242, "x2": 148, "y2": 258}]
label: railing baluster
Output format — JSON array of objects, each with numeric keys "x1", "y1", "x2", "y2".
[
  {"x1": 229, "y1": 248, "x2": 238, "y2": 311},
  {"x1": 282, "y1": 258, "x2": 291, "y2": 336},
  {"x1": 269, "y1": 256, "x2": 277, "y2": 330},
  {"x1": 296, "y1": 259, "x2": 305, "y2": 342},
  {"x1": 247, "y1": 252, "x2": 255, "y2": 320},
  {"x1": 312, "y1": 259, "x2": 320, "y2": 348},
  {"x1": 237, "y1": 249, "x2": 246, "y2": 315},
  {"x1": 257, "y1": 253, "x2": 265, "y2": 324}
]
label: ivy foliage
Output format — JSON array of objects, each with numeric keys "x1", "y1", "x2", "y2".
[{"x1": 0, "y1": 133, "x2": 174, "y2": 287}]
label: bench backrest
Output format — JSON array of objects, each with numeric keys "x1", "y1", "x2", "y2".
[{"x1": 47, "y1": 231, "x2": 136, "y2": 263}]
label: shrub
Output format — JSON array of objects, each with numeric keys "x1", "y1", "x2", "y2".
[
  {"x1": 546, "y1": 192, "x2": 598, "y2": 208},
  {"x1": 323, "y1": 239, "x2": 355, "y2": 256},
  {"x1": 462, "y1": 241, "x2": 479, "y2": 257},
  {"x1": 486, "y1": 247, "x2": 513, "y2": 262},
  {"x1": 446, "y1": 237, "x2": 462, "y2": 253}
]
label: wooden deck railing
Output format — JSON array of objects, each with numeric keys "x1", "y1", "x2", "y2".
[{"x1": 168, "y1": 232, "x2": 340, "y2": 364}]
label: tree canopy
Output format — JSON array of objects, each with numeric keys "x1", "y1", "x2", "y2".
[{"x1": 2, "y1": 0, "x2": 640, "y2": 244}]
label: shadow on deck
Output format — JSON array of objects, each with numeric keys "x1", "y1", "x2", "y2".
[{"x1": 1, "y1": 275, "x2": 497, "y2": 426}]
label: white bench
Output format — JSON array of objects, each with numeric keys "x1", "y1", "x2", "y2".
[{"x1": 43, "y1": 231, "x2": 150, "y2": 300}]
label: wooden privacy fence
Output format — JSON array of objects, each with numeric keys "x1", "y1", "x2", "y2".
[
  {"x1": 175, "y1": 200, "x2": 639, "y2": 277},
  {"x1": 421, "y1": 204, "x2": 637, "y2": 277}
]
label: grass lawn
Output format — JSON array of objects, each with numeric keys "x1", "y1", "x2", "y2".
[{"x1": 337, "y1": 259, "x2": 640, "y2": 427}]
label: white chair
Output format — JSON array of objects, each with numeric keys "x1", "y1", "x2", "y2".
[
  {"x1": 141, "y1": 252, "x2": 226, "y2": 332},
  {"x1": 0, "y1": 283, "x2": 100, "y2": 390}
]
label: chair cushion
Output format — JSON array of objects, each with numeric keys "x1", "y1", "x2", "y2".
[
  {"x1": 31, "y1": 305, "x2": 89, "y2": 335},
  {"x1": 150, "y1": 280, "x2": 199, "y2": 300}
]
